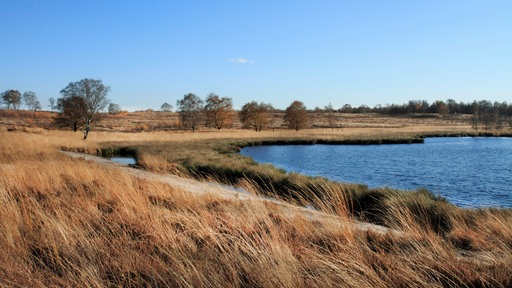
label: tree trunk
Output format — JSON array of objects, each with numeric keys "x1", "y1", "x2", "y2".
[{"x1": 83, "y1": 119, "x2": 90, "y2": 140}]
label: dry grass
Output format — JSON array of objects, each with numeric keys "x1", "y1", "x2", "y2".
[
  {"x1": 1, "y1": 128, "x2": 512, "y2": 287},
  {"x1": 0, "y1": 108, "x2": 475, "y2": 131}
]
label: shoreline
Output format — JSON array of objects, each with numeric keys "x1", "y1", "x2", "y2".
[
  {"x1": 239, "y1": 136, "x2": 512, "y2": 210},
  {"x1": 237, "y1": 131, "x2": 512, "y2": 149},
  {"x1": 53, "y1": 128, "x2": 512, "y2": 215}
]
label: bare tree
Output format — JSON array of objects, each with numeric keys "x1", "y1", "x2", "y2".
[
  {"x1": 268, "y1": 112, "x2": 281, "y2": 131},
  {"x1": 56, "y1": 96, "x2": 87, "y2": 132},
  {"x1": 204, "y1": 93, "x2": 235, "y2": 129},
  {"x1": 325, "y1": 103, "x2": 337, "y2": 130},
  {"x1": 341, "y1": 104, "x2": 353, "y2": 113},
  {"x1": 108, "y1": 103, "x2": 122, "y2": 114},
  {"x1": 471, "y1": 101, "x2": 480, "y2": 131},
  {"x1": 429, "y1": 100, "x2": 449, "y2": 115},
  {"x1": 23, "y1": 91, "x2": 41, "y2": 111},
  {"x1": 49, "y1": 97, "x2": 56, "y2": 111},
  {"x1": 1, "y1": 89, "x2": 22, "y2": 110},
  {"x1": 284, "y1": 100, "x2": 309, "y2": 131},
  {"x1": 160, "y1": 102, "x2": 173, "y2": 112},
  {"x1": 239, "y1": 101, "x2": 273, "y2": 132},
  {"x1": 177, "y1": 93, "x2": 204, "y2": 131},
  {"x1": 60, "y1": 78, "x2": 110, "y2": 139}
]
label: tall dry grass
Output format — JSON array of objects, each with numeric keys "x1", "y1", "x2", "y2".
[{"x1": 1, "y1": 131, "x2": 512, "y2": 287}]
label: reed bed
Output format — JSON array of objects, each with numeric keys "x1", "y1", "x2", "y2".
[{"x1": 1, "y1": 130, "x2": 511, "y2": 287}]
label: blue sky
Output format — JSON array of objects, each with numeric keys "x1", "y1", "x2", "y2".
[{"x1": 1, "y1": 1, "x2": 511, "y2": 111}]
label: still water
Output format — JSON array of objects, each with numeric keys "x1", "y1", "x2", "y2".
[
  {"x1": 109, "y1": 157, "x2": 136, "y2": 165},
  {"x1": 240, "y1": 137, "x2": 512, "y2": 208}
]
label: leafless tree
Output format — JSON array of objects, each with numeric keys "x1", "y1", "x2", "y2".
[
  {"x1": 160, "y1": 102, "x2": 173, "y2": 112},
  {"x1": 204, "y1": 93, "x2": 235, "y2": 129},
  {"x1": 325, "y1": 103, "x2": 337, "y2": 130},
  {"x1": 48, "y1": 97, "x2": 56, "y2": 111},
  {"x1": 59, "y1": 78, "x2": 110, "y2": 139},
  {"x1": 23, "y1": 91, "x2": 41, "y2": 111},
  {"x1": 1, "y1": 89, "x2": 21, "y2": 110},
  {"x1": 108, "y1": 103, "x2": 122, "y2": 114},
  {"x1": 284, "y1": 100, "x2": 309, "y2": 131},
  {"x1": 177, "y1": 93, "x2": 204, "y2": 131},
  {"x1": 239, "y1": 101, "x2": 273, "y2": 132},
  {"x1": 56, "y1": 96, "x2": 87, "y2": 132}
]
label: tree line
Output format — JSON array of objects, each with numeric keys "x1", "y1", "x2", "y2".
[
  {"x1": 315, "y1": 99, "x2": 512, "y2": 116},
  {"x1": 2, "y1": 79, "x2": 511, "y2": 137},
  {"x1": 174, "y1": 93, "x2": 309, "y2": 132},
  {"x1": 1, "y1": 79, "x2": 308, "y2": 137},
  {"x1": 316, "y1": 99, "x2": 512, "y2": 131},
  {"x1": 1, "y1": 90, "x2": 42, "y2": 111}
]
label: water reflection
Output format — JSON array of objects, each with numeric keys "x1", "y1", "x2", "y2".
[{"x1": 109, "y1": 157, "x2": 136, "y2": 165}]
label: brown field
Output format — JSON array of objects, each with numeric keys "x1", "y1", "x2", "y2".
[
  {"x1": 1, "y1": 109, "x2": 475, "y2": 131},
  {"x1": 1, "y1": 111, "x2": 511, "y2": 287}
]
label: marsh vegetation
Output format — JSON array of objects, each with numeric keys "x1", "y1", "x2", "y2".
[{"x1": 1, "y1": 113, "x2": 512, "y2": 287}]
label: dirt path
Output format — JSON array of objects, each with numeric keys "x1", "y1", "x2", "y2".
[{"x1": 61, "y1": 151, "x2": 395, "y2": 235}]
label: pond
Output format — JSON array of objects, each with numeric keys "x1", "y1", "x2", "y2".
[
  {"x1": 240, "y1": 137, "x2": 512, "y2": 208},
  {"x1": 109, "y1": 157, "x2": 137, "y2": 165}
]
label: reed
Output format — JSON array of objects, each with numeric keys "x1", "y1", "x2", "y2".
[{"x1": 118, "y1": 135, "x2": 462, "y2": 236}]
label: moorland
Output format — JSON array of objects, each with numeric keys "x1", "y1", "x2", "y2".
[{"x1": 1, "y1": 110, "x2": 511, "y2": 287}]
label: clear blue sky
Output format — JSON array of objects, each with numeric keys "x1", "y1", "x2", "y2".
[{"x1": 1, "y1": 0, "x2": 511, "y2": 111}]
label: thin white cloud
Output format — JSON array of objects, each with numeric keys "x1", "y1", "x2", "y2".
[{"x1": 229, "y1": 57, "x2": 255, "y2": 64}]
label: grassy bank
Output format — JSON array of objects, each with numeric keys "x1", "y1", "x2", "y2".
[
  {"x1": 2, "y1": 125, "x2": 512, "y2": 286},
  {"x1": 116, "y1": 129, "x2": 508, "y2": 235}
]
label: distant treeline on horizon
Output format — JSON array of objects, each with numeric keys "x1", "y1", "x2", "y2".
[
  {"x1": 2, "y1": 88, "x2": 511, "y2": 118},
  {"x1": 313, "y1": 99, "x2": 512, "y2": 116}
]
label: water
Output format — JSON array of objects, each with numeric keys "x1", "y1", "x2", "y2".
[
  {"x1": 240, "y1": 137, "x2": 512, "y2": 208},
  {"x1": 109, "y1": 157, "x2": 136, "y2": 165}
]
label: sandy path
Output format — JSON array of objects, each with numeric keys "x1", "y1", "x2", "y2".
[{"x1": 61, "y1": 151, "x2": 395, "y2": 235}]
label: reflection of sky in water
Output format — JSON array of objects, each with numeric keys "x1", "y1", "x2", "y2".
[
  {"x1": 241, "y1": 137, "x2": 512, "y2": 208},
  {"x1": 109, "y1": 157, "x2": 136, "y2": 165}
]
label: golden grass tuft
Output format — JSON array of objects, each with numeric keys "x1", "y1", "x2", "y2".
[{"x1": 1, "y1": 130, "x2": 512, "y2": 287}]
